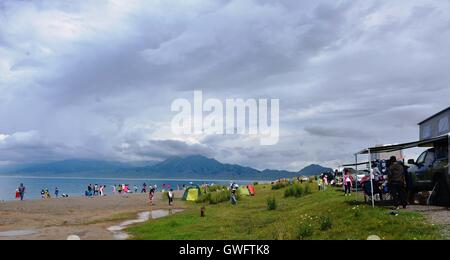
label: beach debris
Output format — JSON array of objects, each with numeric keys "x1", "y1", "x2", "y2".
[
  {"x1": 201, "y1": 207, "x2": 205, "y2": 217},
  {"x1": 388, "y1": 211, "x2": 399, "y2": 216},
  {"x1": 67, "y1": 235, "x2": 81, "y2": 240},
  {"x1": 367, "y1": 235, "x2": 381, "y2": 240}
]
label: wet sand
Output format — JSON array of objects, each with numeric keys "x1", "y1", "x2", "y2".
[{"x1": 0, "y1": 191, "x2": 185, "y2": 240}]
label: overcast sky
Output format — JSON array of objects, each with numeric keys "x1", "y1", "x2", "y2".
[{"x1": 1, "y1": 0, "x2": 450, "y2": 171}]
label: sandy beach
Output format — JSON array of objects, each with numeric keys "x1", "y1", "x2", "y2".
[{"x1": 0, "y1": 191, "x2": 185, "y2": 240}]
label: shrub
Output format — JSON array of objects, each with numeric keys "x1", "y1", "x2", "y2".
[
  {"x1": 284, "y1": 183, "x2": 311, "y2": 198},
  {"x1": 267, "y1": 196, "x2": 277, "y2": 210},
  {"x1": 284, "y1": 187, "x2": 294, "y2": 198},
  {"x1": 297, "y1": 224, "x2": 314, "y2": 240},
  {"x1": 320, "y1": 216, "x2": 333, "y2": 231},
  {"x1": 209, "y1": 190, "x2": 231, "y2": 205},
  {"x1": 204, "y1": 185, "x2": 227, "y2": 193},
  {"x1": 304, "y1": 183, "x2": 312, "y2": 195},
  {"x1": 253, "y1": 182, "x2": 259, "y2": 186},
  {"x1": 293, "y1": 184, "x2": 304, "y2": 198},
  {"x1": 272, "y1": 182, "x2": 290, "y2": 190},
  {"x1": 196, "y1": 190, "x2": 232, "y2": 205}
]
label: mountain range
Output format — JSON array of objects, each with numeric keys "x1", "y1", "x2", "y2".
[{"x1": 0, "y1": 155, "x2": 332, "y2": 181}]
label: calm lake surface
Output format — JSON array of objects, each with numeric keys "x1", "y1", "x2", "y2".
[{"x1": 0, "y1": 176, "x2": 253, "y2": 201}]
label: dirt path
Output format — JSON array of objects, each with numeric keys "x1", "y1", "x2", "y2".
[
  {"x1": 0, "y1": 191, "x2": 186, "y2": 240},
  {"x1": 406, "y1": 205, "x2": 450, "y2": 240}
]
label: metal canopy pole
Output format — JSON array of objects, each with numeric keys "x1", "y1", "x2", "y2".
[
  {"x1": 355, "y1": 154, "x2": 358, "y2": 202},
  {"x1": 368, "y1": 149, "x2": 375, "y2": 208}
]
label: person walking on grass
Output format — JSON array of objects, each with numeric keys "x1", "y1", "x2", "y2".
[
  {"x1": 317, "y1": 177, "x2": 323, "y2": 191},
  {"x1": 389, "y1": 156, "x2": 407, "y2": 210},
  {"x1": 168, "y1": 189, "x2": 174, "y2": 206},
  {"x1": 344, "y1": 170, "x2": 353, "y2": 196}
]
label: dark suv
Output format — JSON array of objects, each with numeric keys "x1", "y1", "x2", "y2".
[{"x1": 407, "y1": 139, "x2": 449, "y2": 205}]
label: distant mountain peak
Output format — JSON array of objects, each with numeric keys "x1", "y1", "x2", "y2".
[
  {"x1": 5, "y1": 154, "x2": 332, "y2": 180},
  {"x1": 298, "y1": 164, "x2": 332, "y2": 176}
]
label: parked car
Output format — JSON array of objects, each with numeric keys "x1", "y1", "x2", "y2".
[{"x1": 407, "y1": 141, "x2": 449, "y2": 205}]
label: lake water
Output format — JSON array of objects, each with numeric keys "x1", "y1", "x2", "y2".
[{"x1": 0, "y1": 175, "x2": 253, "y2": 201}]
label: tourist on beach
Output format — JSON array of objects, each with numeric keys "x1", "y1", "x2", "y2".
[
  {"x1": 389, "y1": 156, "x2": 407, "y2": 209},
  {"x1": 88, "y1": 184, "x2": 93, "y2": 197},
  {"x1": 18, "y1": 183, "x2": 25, "y2": 201},
  {"x1": 134, "y1": 185, "x2": 138, "y2": 193},
  {"x1": 15, "y1": 189, "x2": 20, "y2": 200},
  {"x1": 94, "y1": 184, "x2": 99, "y2": 196},
  {"x1": 55, "y1": 187, "x2": 59, "y2": 198},
  {"x1": 142, "y1": 183, "x2": 147, "y2": 193},
  {"x1": 99, "y1": 185, "x2": 105, "y2": 196},
  {"x1": 344, "y1": 170, "x2": 353, "y2": 196},
  {"x1": 149, "y1": 186, "x2": 156, "y2": 205},
  {"x1": 168, "y1": 189, "x2": 174, "y2": 206}
]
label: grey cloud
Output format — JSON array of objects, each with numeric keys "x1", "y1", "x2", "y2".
[
  {"x1": 0, "y1": 0, "x2": 449, "y2": 170},
  {"x1": 304, "y1": 126, "x2": 373, "y2": 139}
]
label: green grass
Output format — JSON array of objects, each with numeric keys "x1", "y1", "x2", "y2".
[{"x1": 127, "y1": 186, "x2": 443, "y2": 240}]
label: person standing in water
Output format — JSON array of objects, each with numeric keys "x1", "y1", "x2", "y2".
[
  {"x1": 55, "y1": 187, "x2": 59, "y2": 198},
  {"x1": 18, "y1": 183, "x2": 25, "y2": 201}
]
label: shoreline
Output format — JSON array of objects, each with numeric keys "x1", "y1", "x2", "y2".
[
  {"x1": 0, "y1": 191, "x2": 186, "y2": 240},
  {"x1": 0, "y1": 175, "x2": 268, "y2": 183}
]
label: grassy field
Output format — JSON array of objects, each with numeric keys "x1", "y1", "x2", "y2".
[{"x1": 128, "y1": 184, "x2": 443, "y2": 240}]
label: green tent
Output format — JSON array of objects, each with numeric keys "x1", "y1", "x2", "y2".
[
  {"x1": 182, "y1": 185, "x2": 201, "y2": 201},
  {"x1": 238, "y1": 186, "x2": 251, "y2": 196}
]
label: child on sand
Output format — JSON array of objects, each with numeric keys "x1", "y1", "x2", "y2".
[{"x1": 168, "y1": 189, "x2": 174, "y2": 206}]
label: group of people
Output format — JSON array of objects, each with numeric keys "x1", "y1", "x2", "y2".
[
  {"x1": 342, "y1": 156, "x2": 410, "y2": 210},
  {"x1": 85, "y1": 184, "x2": 107, "y2": 197},
  {"x1": 40, "y1": 187, "x2": 68, "y2": 199},
  {"x1": 317, "y1": 174, "x2": 329, "y2": 191},
  {"x1": 15, "y1": 183, "x2": 26, "y2": 201}
]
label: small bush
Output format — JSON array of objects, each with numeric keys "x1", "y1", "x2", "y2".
[
  {"x1": 294, "y1": 184, "x2": 304, "y2": 198},
  {"x1": 267, "y1": 196, "x2": 277, "y2": 210},
  {"x1": 320, "y1": 216, "x2": 333, "y2": 231},
  {"x1": 284, "y1": 183, "x2": 311, "y2": 198},
  {"x1": 196, "y1": 190, "x2": 232, "y2": 205},
  {"x1": 204, "y1": 185, "x2": 227, "y2": 193},
  {"x1": 304, "y1": 183, "x2": 312, "y2": 195},
  {"x1": 297, "y1": 224, "x2": 314, "y2": 240},
  {"x1": 272, "y1": 182, "x2": 290, "y2": 190},
  {"x1": 253, "y1": 182, "x2": 259, "y2": 186},
  {"x1": 284, "y1": 187, "x2": 293, "y2": 198}
]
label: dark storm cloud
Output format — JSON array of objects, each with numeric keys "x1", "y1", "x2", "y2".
[{"x1": 1, "y1": 0, "x2": 450, "y2": 170}]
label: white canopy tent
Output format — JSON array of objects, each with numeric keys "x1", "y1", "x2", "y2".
[{"x1": 354, "y1": 134, "x2": 449, "y2": 208}]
